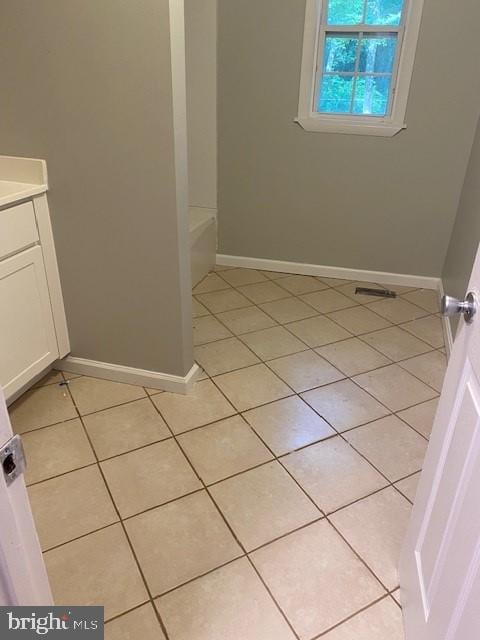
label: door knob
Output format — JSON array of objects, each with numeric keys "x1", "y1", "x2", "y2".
[{"x1": 441, "y1": 292, "x2": 477, "y2": 323}]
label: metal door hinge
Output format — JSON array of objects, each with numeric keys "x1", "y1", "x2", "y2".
[{"x1": 1, "y1": 435, "x2": 26, "y2": 486}]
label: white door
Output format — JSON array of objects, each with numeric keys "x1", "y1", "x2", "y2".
[
  {"x1": 400, "y1": 244, "x2": 480, "y2": 639},
  {"x1": 0, "y1": 387, "x2": 52, "y2": 605},
  {"x1": 0, "y1": 246, "x2": 59, "y2": 401}
]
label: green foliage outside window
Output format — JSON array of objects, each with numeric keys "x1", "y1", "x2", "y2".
[{"x1": 318, "y1": 0, "x2": 404, "y2": 116}]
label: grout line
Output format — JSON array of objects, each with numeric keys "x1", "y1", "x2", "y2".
[
  {"x1": 17, "y1": 270, "x2": 445, "y2": 638},
  {"x1": 60, "y1": 383, "x2": 172, "y2": 640},
  {"x1": 150, "y1": 556, "x2": 248, "y2": 602},
  {"x1": 222, "y1": 405, "x2": 396, "y2": 597},
  {"x1": 26, "y1": 461, "x2": 99, "y2": 488},
  {"x1": 101, "y1": 600, "x2": 153, "y2": 626},
  {"x1": 146, "y1": 393, "x2": 302, "y2": 640},
  {"x1": 310, "y1": 591, "x2": 399, "y2": 639}
]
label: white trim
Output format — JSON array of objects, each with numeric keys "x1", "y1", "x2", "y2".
[
  {"x1": 55, "y1": 357, "x2": 201, "y2": 395},
  {"x1": 296, "y1": 0, "x2": 425, "y2": 136},
  {"x1": 217, "y1": 253, "x2": 441, "y2": 291},
  {"x1": 169, "y1": 0, "x2": 196, "y2": 373},
  {"x1": 32, "y1": 194, "x2": 70, "y2": 358},
  {"x1": 294, "y1": 116, "x2": 405, "y2": 136},
  {"x1": 439, "y1": 279, "x2": 454, "y2": 357}
]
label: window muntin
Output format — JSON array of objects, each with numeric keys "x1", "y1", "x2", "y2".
[{"x1": 316, "y1": 0, "x2": 406, "y2": 117}]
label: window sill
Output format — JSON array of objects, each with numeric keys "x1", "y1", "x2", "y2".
[{"x1": 294, "y1": 115, "x2": 406, "y2": 137}]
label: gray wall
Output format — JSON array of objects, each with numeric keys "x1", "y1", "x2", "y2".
[
  {"x1": 0, "y1": 0, "x2": 193, "y2": 376},
  {"x1": 443, "y1": 116, "x2": 480, "y2": 305},
  {"x1": 185, "y1": 0, "x2": 217, "y2": 209},
  {"x1": 218, "y1": 0, "x2": 480, "y2": 277}
]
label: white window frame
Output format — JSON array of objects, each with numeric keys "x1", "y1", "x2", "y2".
[{"x1": 295, "y1": 0, "x2": 425, "y2": 136}]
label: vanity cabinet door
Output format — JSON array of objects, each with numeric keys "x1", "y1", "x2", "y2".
[{"x1": 0, "y1": 246, "x2": 59, "y2": 400}]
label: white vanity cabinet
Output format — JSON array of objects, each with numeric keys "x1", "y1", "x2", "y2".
[{"x1": 0, "y1": 157, "x2": 70, "y2": 402}]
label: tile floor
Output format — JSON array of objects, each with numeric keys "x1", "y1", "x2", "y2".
[{"x1": 8, "y1": 267, "x2": 448, "y2": 640}]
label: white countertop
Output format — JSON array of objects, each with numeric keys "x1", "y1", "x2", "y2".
[
  {"x1": 0, "y1": 181, "x2": 47, "y2": 208},
  {"x1": 0, "y1": 156, "x2": 48, "y2": 207}
]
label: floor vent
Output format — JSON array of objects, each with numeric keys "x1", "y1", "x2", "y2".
[{"x1": 355, "y1": 287, "x2": 397, "y2": 299}]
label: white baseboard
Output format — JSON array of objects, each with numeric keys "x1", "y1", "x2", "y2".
[
  {"x1": 216, "y1": 254, "x2": 441, "y2": 291},
  {"x1": 439, "y1": 280, "x2": 454, "y2": 357},
  {"x1": 55, "y1": 357, "x2": 201, "y2": 395}
]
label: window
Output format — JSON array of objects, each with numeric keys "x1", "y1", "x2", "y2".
[{"x1": 296, "y1": 0, "x2": 424, "y2": 136}]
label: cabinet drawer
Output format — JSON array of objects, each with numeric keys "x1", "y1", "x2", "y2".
[{"x1": 0, "y1": 201, "x2": 38, "y2": 259}]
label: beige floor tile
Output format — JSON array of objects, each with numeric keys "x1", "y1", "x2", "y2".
[
  {"x1": 366, "y1": 298, "x2": 428, "y2": 324},
  {"x1": 193, "y1": 273, "x2": 231, "y2": 294},
  {"x1": 193, "y1": 315, "x2": 233, "y2": 345},
  {"x1": 240, "y1": 326, "x2": 307, "y2": 360},
  {"x1": 302, "y1": 379, "x2": 389, "y2": 432},
  {"x1": 210, "y1": 462, "x2": 320, "y2": 550},
  {"x1": 195, "y1": 337, "x2": 260, "y2": 376},
  {"x1": 219, "y1": 268, "x2": 268, "y2": 287},
  {"x1": 192, "y1": 298, "x2": 210, "y2": 318},
  {"x1": 330, "y1": 487, "x2": 412, "y2": 590},
  {"x1": 402, "y1": 289, "x2": 440, "y2": 313},
  {"x1": 353, "y1": 364, "x2": 437, "y2": 411},
  {"x1": 238, "y1": 280, "x2": 291, "y2": 304},
  {"x1": 262, "y1": 270, "x2": 290, "y2": 280},
  {"x1": 197, "y1": 288, "x2": 252, "y2": 314},
  {"x1": 321, "y1": 597, "x2": 404, "y2": 640},
  {"x1": 45, "y1": 524, "x2": 148, "y2": 620},
  {"x1": 83, "y1": 398, "x2": 170, "y2": 460},
  {"x1": 215, "y1": 306, "x2": 277, "y2": 335},
  {"x1": 101, "y1": 440, "x2": 201, "y2": 517},
  {"x1": 9, "y1": 384, "x2": 77, "y2": 433},
  {"x1": 276, "y1": 274, "x2": 329, "y2": 295},
  {"x1": 152, "y1": 379, "x2": 235, "y2": 434},
  {"x1": 155, "y1": 558, "x2": 296, "y2": 640},
  {"x1": 28, "y1": 466, "x2": 118, "y2": 550},
  {"x1": 286, "y1": 315, "x2": 351, "y2": 348},
  {"x1": 259, "y1": 297, "x2": 317, "y2": 324},
  {"x1": 344, "y1": 415, "x2": 428, "y2": 481},
  {"x1": 362, "y1": 326, "x2": 433, "y2": 361},
  {"x1": 251, "y1": 520, "x2": 385, "y2": 639},
  {"x1": 34, "y1": 369, "x2": 65, "y2": 387},
  {"x1": 144, "y1": 387, "x2": 164, "y2": 396},
  {"x1": 268, "y1": 351, "x2": 344, "y2": 393},
  {"x1": 214, "y1": 363, "x2": 291, "y2": 411},
  {"x1": 397, "y1": 398, "x2": 439, "y2": 438},
  {"x1": 125, "y1": 491, "x2": 241, "y2": 595},
  {"x1": 68, "y1": 377, "x2": 146, "y2": 415},
  {"x1": 62, "y1": 372, "x2": 83, "y2": 381},
  {"x1": 301, "y1": 289, "x2": 356, "y2": 314},
  {"x1": 395, "y1": 472, "x2": 421, "y2": 502},
  {"x1": 177, "y1": 415, "x2": 272, "y2": 484},
  {"x1": 391, "y1": 589, "x2": 402, "y2": 605},
  {"x1": 105, "y1": 604, "x2": 166, "y2": 640},
  {"x1": 283, "y1": 437, "x2": 387, "y2": 513},
  {"x1": 399, "y1": 351, "x2": 447, "y2": 392},
  {"x1": 243, "y1": 396, "x2": 335, "y2": 455},
  {"x1": 316, "y1": 337, "x2": 391, "y2": 376},
  {"x1": 334, "y1": 281, "x2": 385, "y2": 304},
  {"x1": 23, "y1": 419, "x2": 95, "y2": 484},
  {"x1": 401, "y1": 315, "x2": 445, "y2": 348},
  {"x1": 328, "y1": 306, "x2": 392, "y2": 335},
  {"x1": 213, "y1": 264, "x2": 234, "y2": 272}
]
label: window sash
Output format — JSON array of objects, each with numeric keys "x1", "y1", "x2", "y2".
[{"x1": 314, "y1": 1, "x2": 408, "y2": 117}]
